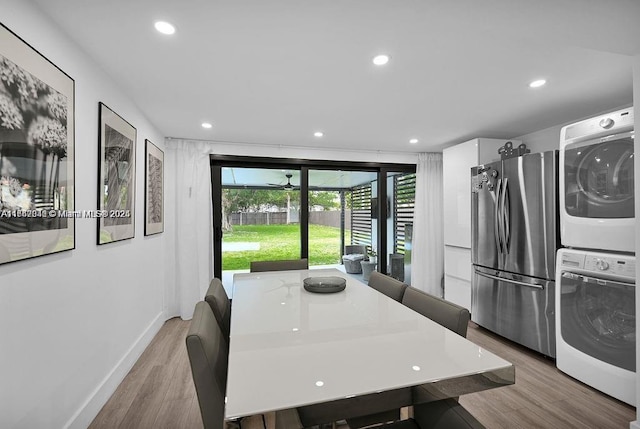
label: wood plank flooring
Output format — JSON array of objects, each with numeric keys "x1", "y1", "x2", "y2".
[
  {"x1": 90, "y1": 318, "x2": 635, "y2": 429},
  {"x1": 462, "y1": 323, "x2": 636, "y2": 428}
]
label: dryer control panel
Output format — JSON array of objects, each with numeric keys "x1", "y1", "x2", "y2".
[{"x1": 559, "y1": 250, "x2": 636, "y2": 281}]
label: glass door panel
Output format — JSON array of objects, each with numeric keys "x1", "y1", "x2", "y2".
[
  {"x1": 307, "y1": 169, "x2": 376, "y2": 272},
  {"x1": 386, "y1": 171, "x2": 416, "y2": 284},
  {"x1": 221, "y1": 167, "x2": 301, "y2": 275}
]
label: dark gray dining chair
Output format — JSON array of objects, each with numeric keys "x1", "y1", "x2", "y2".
[
  {"x1": 368, "y1": 271, "x2": 409, "y2": 302},
  {"x1": 400, "y1": 286, "x2": 478, "y2": 420},
  {"x1": 204, "y1": 278, "x2": 231, "y2": 340},
  {"x1": 297, "y1": 388, "x2": 412, "y2": 429},
  {"x1": 279, "y1": 398, "x2": 485, "y2": 429},
  {"x1": 249, "y1": 258, "x2": 309, "y2": 272},
  {"x1": 401, "y1": 286, "x2": 470, "y2": 337},
  {"x1": 185, "y1": 301, "x2": 228, "y2": 429},
  {"x1": 386, "y1": 399, "x2": 485, "y2": 428}
]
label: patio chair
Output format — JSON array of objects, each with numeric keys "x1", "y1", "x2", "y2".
[{"x1": 342, "y1": 245, "x2": 368, "y2": 274}]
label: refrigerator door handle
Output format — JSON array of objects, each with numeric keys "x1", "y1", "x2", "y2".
[
  {"x1": 502, "y1": 178, "x2": 510, "y2": 253},
  {"x1": 494, "y1": 178, "x2": 503, "y2": 254},
  {"x1": 475, "y1": 270, "x2": 545, "y2": 290}
]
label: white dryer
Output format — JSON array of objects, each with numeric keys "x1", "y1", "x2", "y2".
[
  {"x1": 556, "y1": 248, "x2": 636, "y2": 405},
  {"x1": 559, "y1": 107, "x2": 635, "y2": 253}
]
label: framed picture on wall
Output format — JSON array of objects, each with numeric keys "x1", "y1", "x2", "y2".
[
  {"x1": 144, "y1": 139, "x2": 163, "y2": 235},
  {"x1": 97, "y1": 102, "x2": 136, "y2": 245},
  {"x1": 0, "y1": 23, "x2": 75, "y2": 265}
]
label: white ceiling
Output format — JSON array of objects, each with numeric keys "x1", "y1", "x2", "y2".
[{"x1": 32, "y1": 0, "x2": 640, "y2": 153}]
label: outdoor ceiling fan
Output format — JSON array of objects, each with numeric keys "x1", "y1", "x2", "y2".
[{"x1": 267, "y1": 173, "x2": 296, "y2": 191}]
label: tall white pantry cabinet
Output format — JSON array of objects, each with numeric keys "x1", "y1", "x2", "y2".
[{"x1": 442, "y1": 138, "x2": 520, "y2": 309}]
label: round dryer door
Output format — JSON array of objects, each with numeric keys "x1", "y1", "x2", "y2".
[{"x1": 564, "y1": 137, "x2": 634, "y2": 218}]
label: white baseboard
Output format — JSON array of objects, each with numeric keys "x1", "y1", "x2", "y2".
[
  {"x1": 64, "y1": 312, "x2": 165, "y2": 429},
  {"x1": 630, "y1": 421, "x2": 640, "y2": 429}
]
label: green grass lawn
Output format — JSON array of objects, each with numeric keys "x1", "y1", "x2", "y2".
[{"x1": 222, "y1": 224, "x2": 350, "y2": 270}]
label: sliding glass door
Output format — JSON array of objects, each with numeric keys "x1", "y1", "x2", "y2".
[{"x1": 210, "y1": 156, "x2": 415, "y2": 283}]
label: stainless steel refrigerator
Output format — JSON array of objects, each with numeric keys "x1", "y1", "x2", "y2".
[{"x1": 471, "y1": 150, "x2": 558, "y2": 357}]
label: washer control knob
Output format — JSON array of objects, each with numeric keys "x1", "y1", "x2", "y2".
[
  {"x1": 599, "y1": 118, "x2": 614, "y2": 129},
  {"x1": 595, "y1": 259, "x2": 609, "y2": 271}
]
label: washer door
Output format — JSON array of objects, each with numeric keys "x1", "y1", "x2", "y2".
[
  {"x1": 564, "y1": 136, "x2": 634, "y2": 218},
  {"x1": 559, "y1": 271, "x2": 635, "y2": 371}
]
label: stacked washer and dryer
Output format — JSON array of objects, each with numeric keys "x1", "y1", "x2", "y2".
[{"x1": 557, "y1": 107, "x2": 636, "y2": 405}]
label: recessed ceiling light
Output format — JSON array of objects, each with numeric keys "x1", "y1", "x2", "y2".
[
  {"x1": 372, "y1": 54, "x2": 390, "y2": 66},
  {"x1": 409, "y1": 138, "x2": 419, "y2": 144},
  {"x1": 201, "y1": 122, "x2": 213, "y2": 129},
  {"x1": 314, "y1": 131, "x2": 324, "y2": 137},
  {"x1": 529, "y1": 79, "x2": 546, "y2": 88},
  {"x1": 154, "y1": 21, "x2": 176, "y2": 35}
]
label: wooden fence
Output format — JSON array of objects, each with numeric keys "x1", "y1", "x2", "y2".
[{"x1": 230, "y1": 210, "x2": 351, "y2": 229}]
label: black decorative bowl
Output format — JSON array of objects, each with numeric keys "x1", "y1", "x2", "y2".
[{"x1": 303, "y1": 276, "x2": 346, "y2": 293}]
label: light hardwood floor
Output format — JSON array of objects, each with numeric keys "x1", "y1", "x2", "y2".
[{"x1": 89, "y1": 318, "x2": 635, "y2": 429}]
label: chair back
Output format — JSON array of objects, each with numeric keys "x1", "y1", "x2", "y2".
[
  {"x1": 250, "y1": 258, "x2": 309, "y2": 272},
  {"x1": 412, "y1": 398, "x2": 486, "y2": 428},
  {"x1": 345, "y1": 245, "x2": 367, "y2": 256},
  {"x1": 299, "y1": 388, "x2": 411, "y2": 427},
  {"x1": 205, "y1": 278, "x2": 231, "y2": 339},
  {"x1": 186, "y1": 301, "x2": 229, "y2": 429},
  {"x1": 368, "y1": 271, "x2": 408, "y2": 302},
  {"x1": 401, "y1": 287, "x2": 470, "y2": 337}
]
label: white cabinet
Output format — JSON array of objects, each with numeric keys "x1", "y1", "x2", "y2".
[
  {"x1": 442, "y1": 138, "x2": 518, "y2": 308},
  {"x1": 444, "y1": 246, "x2": 472, "y2": 309},
  {"x1": 443, "y1": 142, "x2": 478, "y2": 248}
]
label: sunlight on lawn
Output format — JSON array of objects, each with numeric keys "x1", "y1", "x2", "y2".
[{"x1": 222, "y1": 224, "x2": 350, "y2": 271}]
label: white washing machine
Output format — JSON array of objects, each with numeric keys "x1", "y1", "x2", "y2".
[
  {"x1": 559, "y1": 107, "x2": 635, "y2": 253},
  {"x1": 556, "y1": 248, "x2": 636, "y2": 405}
]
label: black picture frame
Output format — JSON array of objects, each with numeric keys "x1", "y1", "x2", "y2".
[
  {"x1": 144, "y1": 139, "x2": 163, "y2": 236},
  {"x1": 97, "y1": 102, "x2": 136, "y2": 245},
  {"x1": 0, "y1": 23, "x2": 75, "y2": 265}
]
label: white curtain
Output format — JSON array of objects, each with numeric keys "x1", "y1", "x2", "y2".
[
  {"x1": 165, "y1": 140, "x2": 215, "y2": 320},
  {"x1": 411, "y1": 153, "x2": 444, "y2": 297}
]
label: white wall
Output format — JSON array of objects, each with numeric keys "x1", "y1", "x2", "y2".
[
  {"x1": 0, "y1": 1, "x2": 166, "y2": 428},
  {"x1": 167, "y1": 138, "x2": 419, "y2": 165}
]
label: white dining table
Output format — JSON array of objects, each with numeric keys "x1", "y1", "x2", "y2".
[{"x1": 225, "y1": 268, "x2": 514, "y2": 420}]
